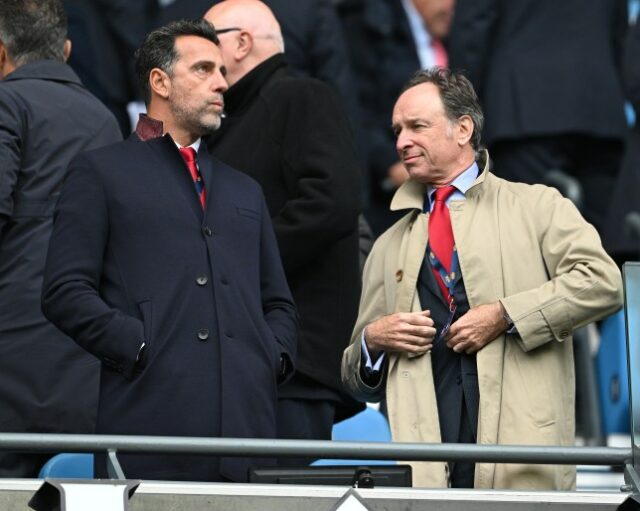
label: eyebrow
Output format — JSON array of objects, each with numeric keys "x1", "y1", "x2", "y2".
[{"x1": 391, "y1": 117, "x2": 427, "y2": 131}]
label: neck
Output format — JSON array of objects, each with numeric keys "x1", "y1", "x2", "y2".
[
  {"x1": 147, "y1": 103, "x2": 198, "y2": 147},
  {"x1": 432, "y1": 151, "x2": 476, "y2": 187},
  {"x1": 165, "y1": 126, "x2": 198, "y2": 147}
]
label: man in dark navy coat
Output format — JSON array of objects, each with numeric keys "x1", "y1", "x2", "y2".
[
  {"x1": 42, "y1": 19, "x2": 297, "y2": 483},
  {"x1": 0, "y1": 0, "x2": 121, "y2": 477}
]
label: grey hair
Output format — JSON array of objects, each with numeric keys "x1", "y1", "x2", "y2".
[{"x1": 0, "y1": 0, "x2": 67, "y2": 65}]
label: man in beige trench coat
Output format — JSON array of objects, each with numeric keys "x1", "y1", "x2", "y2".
[{"x1": 341, "y1": 68, "x2": 623, "y2": 490}]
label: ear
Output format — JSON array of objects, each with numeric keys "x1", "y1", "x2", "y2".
[
  {"x1": 149, "y1": 68, "x2": 171, "y2": 100},
  {"x1": 0, "y1": 43, "x2": 6, "y2": 73},
  {"x1": 63, "y1": 39, "x2": 72, "y2": 61},
  {"x1": 233, "y1": 30, "x2": 253, "y2": 61},
  {"x1": 0, "y1": 43, "x2": 15, "y2": 79},
  {"x1": 456, "y1": 114, "x2": 474, "y2": 147}
]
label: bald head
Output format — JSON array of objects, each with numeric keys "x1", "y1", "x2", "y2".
[{"x1": 204, "y1": 0, "x2": 284, "y2": 87}]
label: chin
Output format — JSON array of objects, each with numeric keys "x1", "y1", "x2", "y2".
[{"x1": 198, "y1": 117, "x2": 222, "y2": 134}]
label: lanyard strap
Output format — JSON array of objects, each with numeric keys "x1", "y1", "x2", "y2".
[{"x1": 427, "y1": 245, "x2": 460, "y2": 305}]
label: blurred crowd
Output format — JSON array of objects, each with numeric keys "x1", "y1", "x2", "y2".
[{"x1": 61, "y1": 0, "x2": 640, "y2": 263}]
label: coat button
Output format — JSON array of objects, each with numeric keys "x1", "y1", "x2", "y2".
[
  {"x1": 197, "y1": 329, "x2": 209, "y2": 341},
  {"x1": 225, "y1": 331, "x2": 234, "y2": 339},
  {"x1": 196, "y1": 276, "x2": 208, "y2": 286},
  {"x1": 203, "y1": 226, "x2": 213, "y2": 237},
  {"x1": 559, "y1": 330, "x2": 570, "y2": 339},
  {"x1": 395, "y1": 269, "x2": 403, "y2": 282}
]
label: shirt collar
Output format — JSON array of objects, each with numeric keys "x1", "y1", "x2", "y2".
[{"x1": 175, "y1": 138, "x2": 201, "y2": 152}]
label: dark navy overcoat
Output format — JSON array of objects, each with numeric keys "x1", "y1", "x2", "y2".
[{"x1": 42, "y1": 134, "x2": 297, "y2": 482}]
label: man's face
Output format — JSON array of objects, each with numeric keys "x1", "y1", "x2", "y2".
[
  {"x1": 166, "y1": 35, "x2": 228, "y2": 136},
  {"x1": 392, "y1": 82, "x2": 462, "y2": 185},
  {"x1": 412, "y1": 0, "x2": 455, "y2": 40}
]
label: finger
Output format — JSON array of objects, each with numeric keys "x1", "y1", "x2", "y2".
[
  {"x1": 452, "y1": 342, "x2": 467, "y2": 353},
  {"x1": 404, "y1": 325, "x2": 437, "y2": 339},
  {"x1": 392, "y1": 340, "x2": 433, "y2": 354},
  {"x1": 418, "y1": 309, "x2": 432, "y2": 317},
  {"x1": 404, "y1": 314, "x2": 435, "y2": 328},
  {"x1": 445, "y1": 331, "x2": 465, "y2": 348},
  {"x1": 397, "y1": 332, "x2": 435, "y2": 347},
  {"x1": 465, "y1": 345, "x2": 479, "y2": 355}
]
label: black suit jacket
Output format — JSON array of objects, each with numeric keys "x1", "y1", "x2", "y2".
[
  {"x1": 448, "y1": 0, "x2": 628, "y2": 145},
  {"x1": 42, "y1": 135, "x2": 297, "y2": 482},
  {"x1": 416, "y1": 257, "x2": 478, "y2": 445},
  {"x1": 0, "y1": 61, "x2": 121, "y2": 441}
]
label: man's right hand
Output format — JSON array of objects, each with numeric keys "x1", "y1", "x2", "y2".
[{"x1": 364, "y1": 310, "x2": 436, "y2": 358}]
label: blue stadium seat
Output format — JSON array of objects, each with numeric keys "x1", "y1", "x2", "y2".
[
  {"x1": 38, "y1": 453, "x2": 94, "y2": 479},
  {"x1": 596, "y1": 310, "x2": 630, "y2": 435},
  {"x1": 312, "y1": 406, "x2": 393, "y2": 466}
]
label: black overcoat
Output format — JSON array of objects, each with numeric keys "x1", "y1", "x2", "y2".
[
  {"x1": 207, "y1": 55, "x2": 361, "y2": 404},
  {"x1": 42, "y1": 135, "x2": 297, "y2": 482}
]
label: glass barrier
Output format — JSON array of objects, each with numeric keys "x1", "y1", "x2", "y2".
[{"x1": 623, "y1": 262, "x2": 640, "y2": 470}]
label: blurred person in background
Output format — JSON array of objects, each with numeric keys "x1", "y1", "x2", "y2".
[
  {"x1": 604, "y1": 18, "x2": 640, "y2": 265},
  {"x1": 338, "y1": 0, "x2": 455, "y2": 235},
  {"x1": 0, "y1": 0, "x2": 121, "y2": 477},
  {"x1": 63, "y1": 0, "x2": 157, "y2": 134},
  {"x1": 448, "y1": 0, "x2": 628, "y2": 238}
]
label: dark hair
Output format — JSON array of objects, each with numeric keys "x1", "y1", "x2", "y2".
[
  {"x1": 402, "y1": 68, "x2": 484, "y2": 151},
  {"x1": 0, "y1": 0, "x2": 67, "y2": 65},
  {"x1": 135, "y1": 18, "x2": 220, "y2": 105}
]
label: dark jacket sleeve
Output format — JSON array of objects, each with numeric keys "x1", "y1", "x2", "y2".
[
  {"x1": 624, "y1": 21, "x2": 640, "y2": 112},
  {"x1": 0, "y1": 90, "x2": 22, "y2": 243},
  {"x1": 447, "y1": 0, "x2": 500, "y2": 98},
  {"x1": 270, "y1": 80, "x2": 361, "y2": 272},
  {"x1": 258, "y1": 194, "x2": 299, "y2": 380},
  {"x1": 42, "y1": 154, "x2": 144, "y2": 379},
  {"x1": 613, "y1": 0, "x2": 629, "y2": 73}
]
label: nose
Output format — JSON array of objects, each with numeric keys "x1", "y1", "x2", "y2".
[
  {"x1": 214, "y1": 70, "x2": 228, "y2": 93},
  {"x1": 396, "y1": 128, "x2": 413, "y2": 153}
]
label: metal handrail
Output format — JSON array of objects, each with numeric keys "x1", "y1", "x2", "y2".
[{"x1": 0, "y1": 433, "x2": 632, "y2": 466}]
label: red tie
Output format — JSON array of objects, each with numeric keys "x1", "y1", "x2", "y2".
[
  {"x1": 428, "y1": 185, "x2": 456, "y2": 299},
  {"x1": 179, "y1": 147, "x2": 206, "y2": 210},
  {"x1": 431, "y1": 39, "x2": 448, "y2": 68}
]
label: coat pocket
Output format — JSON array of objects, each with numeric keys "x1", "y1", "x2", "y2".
[
  {"x1": 236, "y1": 207, "x2": 260, "y2": 221},
  {"x1": 137, "y1": 300, "x2": 153, "y2": 366}
]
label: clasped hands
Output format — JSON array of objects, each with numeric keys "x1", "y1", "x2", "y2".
[{"x1": 364, "y1": 302, "x2": 509, "y2": 357}]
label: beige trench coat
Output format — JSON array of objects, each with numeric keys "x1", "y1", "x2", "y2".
[{"x1": 342, "y1": 152, "x2": 623, "y2": 490}]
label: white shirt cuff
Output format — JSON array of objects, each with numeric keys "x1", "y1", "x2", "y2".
[{"x1": 360, "y1": 330, "x2": 385, "y2": 373}]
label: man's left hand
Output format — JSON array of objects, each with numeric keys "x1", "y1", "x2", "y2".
[{"x1": 445, "y1": 302, "x2": 508, "y2": 354}]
